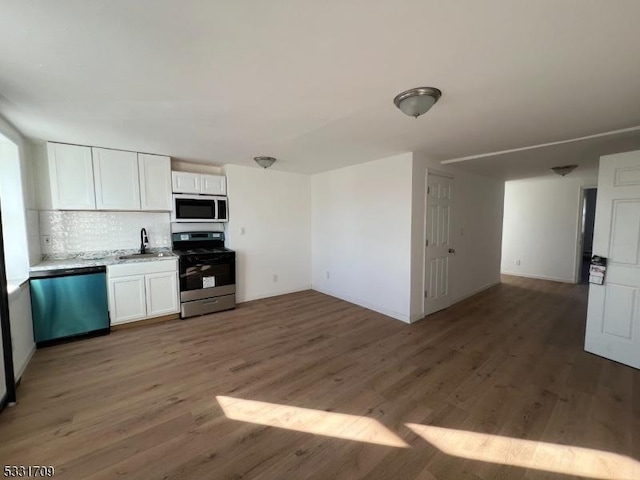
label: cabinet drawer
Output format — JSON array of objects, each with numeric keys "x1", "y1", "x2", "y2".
[{"x1": 108, "y1": 259, "x2": 177, "y2": 278}]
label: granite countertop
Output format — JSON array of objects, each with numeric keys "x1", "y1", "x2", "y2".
[{"x1": 29, "y1": 248, "x2": 178, "y2": 273}]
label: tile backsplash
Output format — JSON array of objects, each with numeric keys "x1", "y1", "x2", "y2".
[{"x1": 40, "y1": 210, "x2": 171, "y2": 256}]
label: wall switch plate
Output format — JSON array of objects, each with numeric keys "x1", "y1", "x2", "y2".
[
  {"x1": 273, "y1": 274, "x2": 278, "y2": 282},
  {"x1": 240, "y1": 227, "x2": 245, "y2": 235},
  {"x1": 41, "y1": 235, "x2": 51, "y2": 247},
  {"x1": 515, "y1": 259, "x2": 521, "y2": 266},
  {"x1": 326, "y1": 271, "x2": 330, "y2": 279}
]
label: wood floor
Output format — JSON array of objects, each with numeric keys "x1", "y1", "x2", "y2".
[{"x1": 1, "y1": 276, "x2": 639, "y2": 479}]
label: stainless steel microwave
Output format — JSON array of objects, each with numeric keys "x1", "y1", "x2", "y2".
[{"x1": 171, "y1": 194, "x2": 228, "y2": 223}]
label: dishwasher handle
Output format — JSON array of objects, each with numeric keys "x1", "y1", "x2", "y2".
[{"x1": 30, "y1": 265, "x2": 107, "y2": 279}]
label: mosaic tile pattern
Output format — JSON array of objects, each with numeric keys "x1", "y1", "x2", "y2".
[{"x1": 39, "y1": 210, "x2": 171, "y2": 255}]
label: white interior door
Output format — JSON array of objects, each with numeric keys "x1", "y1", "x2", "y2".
[
  {"x1": 585, "y1": 150, "x2": 640, "y2": 369},
  {"x1": 425, "y1": 173, "x2": 453, "y2": 316}
]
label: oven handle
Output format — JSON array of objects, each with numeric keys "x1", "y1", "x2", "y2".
[
  {"x1": 180, "y1": 258, "x2": 234, "y2": 267},
  {"x1": 202, "y1": 299, "x2": 219, "y2": 305}
]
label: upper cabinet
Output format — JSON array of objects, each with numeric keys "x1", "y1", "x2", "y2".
[
  {"x1": 171, "y1": 171, "x2": 201, "y2": 194},
  {"x1": 201, "y1": 174, "x2": 227, "y2": 195},
  {"x1": 138, "y1": 154, "x2": 172, "y2": 211},
  {"x1": 92, "y1": 148, "x2": 140, "y2": 210},
  {"x1": 46, "y1": 143, "x2": 96, "y2": 210},
  {"x1": 172, "y1": 171, "x2": 226, "y2": 196},
  {"x1": 39, "y1": 142, "x2": 174, "y2": 212}
]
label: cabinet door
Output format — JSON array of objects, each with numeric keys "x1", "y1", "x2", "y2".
[
  {"x1": 47, "y1": 143, "x2": 96, "y2": 210},
  {"x1": 172, "y1": 171, "x2": 201, "y2": 194},
  {"x1": 93, "y1": 148, "x2": 141, "y2": 210},
  {"x1": 201, "y1": 174, "x2": 227, "y2": 195},
  {"x1": 108, "y1": 275, "x2": 146, "y2": 324},
  {"x1": 145, "y1": 271, "x2": 179, "y2": 317},
  {"x1": 138, "y1": 153, "x2": 172, "y2": 211}
]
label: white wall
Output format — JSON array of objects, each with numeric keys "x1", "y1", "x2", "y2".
[
  {"x1": 224, "y1": 164, "x2": 311, "y2": 303},
  {"x1": 0, "y1": 114, "x2": 36, "y2": 394},
  {"x1": 0, "y1": 139, "x2": 30, "y2": 282},
  {"x1": 8, "y1": 283, "x2": 35, "y2": 381},
  {"x1": 501, "y1": 170, "x2": 598, "y2": 283},
  {"x1": 410, "y1": 154, "x2": 505, "y2": 320},
  {"x1": 311, "y1": 153, "x2": 414, "y2": 322}
]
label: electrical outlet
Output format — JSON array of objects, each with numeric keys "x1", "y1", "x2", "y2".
[
  {"x1": 41, "y1": 235, "x2": 51, "y2": 247},
  {"x1": 272, "y1": 274, "x2": 278, "y2": 283},
  {"x1": 326, "y1": 270, "x2": 330, "y2": 280},
  {"x1": 240, "y1": 227, "x2": 246, "y2": 235},
  {"x1": 515, "y1": 259, "x2": 521, "y2": 266}
]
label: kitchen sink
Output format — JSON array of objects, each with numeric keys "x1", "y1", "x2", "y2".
[{"x1": 117, "y1": 252, "x2": 168, "y2": 260}]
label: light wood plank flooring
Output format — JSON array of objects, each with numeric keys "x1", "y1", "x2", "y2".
[{"x1": 1, "y1": 276, "x2": 639, "y2": 479}]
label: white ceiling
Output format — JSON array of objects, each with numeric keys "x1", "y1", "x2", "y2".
[
  {"x1": 1, "y1": 1, "x2": 640, "y2": 174},
  {"x1": 442, "y1": 127, "x2": 640, "y2": 181}
]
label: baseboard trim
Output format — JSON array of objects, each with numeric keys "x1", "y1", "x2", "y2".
[
  {"x1": 411, "y1": 281, "x2": 501, "y2": 323},
  {"x1": 453, "y1": 281, "x2": 501, "y2": 303},
  {"x1": 14, "y1": 344, "x2": 36, "y2": 383},
  {"x1": 111, "y1": 313, "x2": 180, "y2": 331},
  {"x1": 501, "y1": 271, "x2": 576, "y2": 284},
  {"x1": 312, "y1": 286, "x2": 410, "y2": 323},
  {"x1": 238, "y1": 285, "x2": 313, "y2": 304}
]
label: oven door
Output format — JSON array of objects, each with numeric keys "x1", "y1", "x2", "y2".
[
  {"x1": 172, "y1": 194, "x2": 218, "y2": 223},
  {"x1": 179, "y1": 255, "x2": 236, "y2": 302}
]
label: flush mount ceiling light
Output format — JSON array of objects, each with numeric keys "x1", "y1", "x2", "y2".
[
  {"x1": 551, "y1": 164, "x2": 578, "y2": 177},
  {"x1": 393, "y1": 87, "x2": 442, "y2": 118},
  {"x1": 254, "y1": 156, "x2": 277, "y2": 169}
]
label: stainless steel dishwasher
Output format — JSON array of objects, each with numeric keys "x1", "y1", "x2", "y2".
[{"x1": 30, "y1": 266, "x2": 110, "y2": 347}]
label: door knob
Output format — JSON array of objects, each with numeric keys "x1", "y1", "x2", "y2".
[{"x1": 448, "y1": 248, "x2": 456, "y2": 254}]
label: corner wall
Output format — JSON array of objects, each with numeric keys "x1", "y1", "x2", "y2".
[
  {"x1": 0, "y1": 114, "x2": 36, "y2": 386},
  {"x1": 410, "y1": 154, "x2": 505, "y2": 321},
  {"x1": 224, "y1": 164, "x2": 311, "y2": 303},
  {"x1": 501, "y1": 170, "x2": 598, "y2": 283},
  {"x1": 311, "y1": 153, "x2": 414, "y2": 322}
]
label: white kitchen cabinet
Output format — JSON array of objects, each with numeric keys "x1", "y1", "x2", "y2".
[
  {"x1": 138, "y1": 153, "x2": 172, "y2": 211},
  {"x1": 46, "y1": 143, "x2": 96, "y2": 210},
  {"x1": 172, "y1": 171, "x2": 226, "y2": 195},
  {"x1": 107, "y1": 260, "x2": 179, "y2": 325},
  {"x1": 93, "y1": 148, "x2": 141, "y2": 210},
  {"x1": 172, "y1": 171, "x2": 201, "y2": 194},
  {"x1": 108, "y1": 275, "x2": 147, "y2": 324},
  {"x1": 201, "y1": 174, "x2": 227, "y2": 195},
  {"x1": 145, "y1": 271, "x2": 179, "y2": 317}
]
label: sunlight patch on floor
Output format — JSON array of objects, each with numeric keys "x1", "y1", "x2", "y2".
[
  {"x1": 216, "y1": 395, "x2": 409, "y2": 448},
  {"x1": 406, "y1": 423, "x2": 640, "y2": 480}
]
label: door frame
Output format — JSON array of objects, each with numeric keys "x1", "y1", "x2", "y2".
[
  {"x1": 0, "y1": 201, "x2": 17, "y2": 410},
  {"x1": 422, "y1": 168, "x2": 454, "y2": 318},
  {"x1": 574, "y1": 184, "x2": 598, "y2": 284}
]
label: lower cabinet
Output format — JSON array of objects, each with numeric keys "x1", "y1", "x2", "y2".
[
  {"x1": 145, "y1": 271, "x2": 179, "y2": 317},
  {"x1": 107, "y1": 260, "x2": 179, "y2": 325}
]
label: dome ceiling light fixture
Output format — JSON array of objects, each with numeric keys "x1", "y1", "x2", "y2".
[
  {"x1": 254, "y1": 156, "x2": 277, "y2": 169},
  {"x1": 393, "y1": 87, "x2": 442, "y2": 118},
  {"x1": 551, "y1": 164, "x2": 578, "y2": 177}
]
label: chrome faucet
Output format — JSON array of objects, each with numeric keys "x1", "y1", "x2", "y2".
[{"x1": 140, "y1": 228, "x2": 149, "y2": 254}]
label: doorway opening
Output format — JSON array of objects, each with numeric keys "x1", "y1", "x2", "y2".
[{"x1": 577, "y1": 187, "x2": 597, "y2": 285}]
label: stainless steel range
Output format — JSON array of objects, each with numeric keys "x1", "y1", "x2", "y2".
[{"x1": 172, "y1": 231, "x2": 236, "y2": 318}]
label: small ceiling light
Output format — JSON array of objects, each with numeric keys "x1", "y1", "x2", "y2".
[
  {"x1": 393, "y1": 87, "x2": 442, "y2": 118},
  {"x1": 551, "y1": 165, "x2": 578, "y2": 177},
  {"x1": 254, "y1": 156, "x2": 277, "y2": 169}
]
